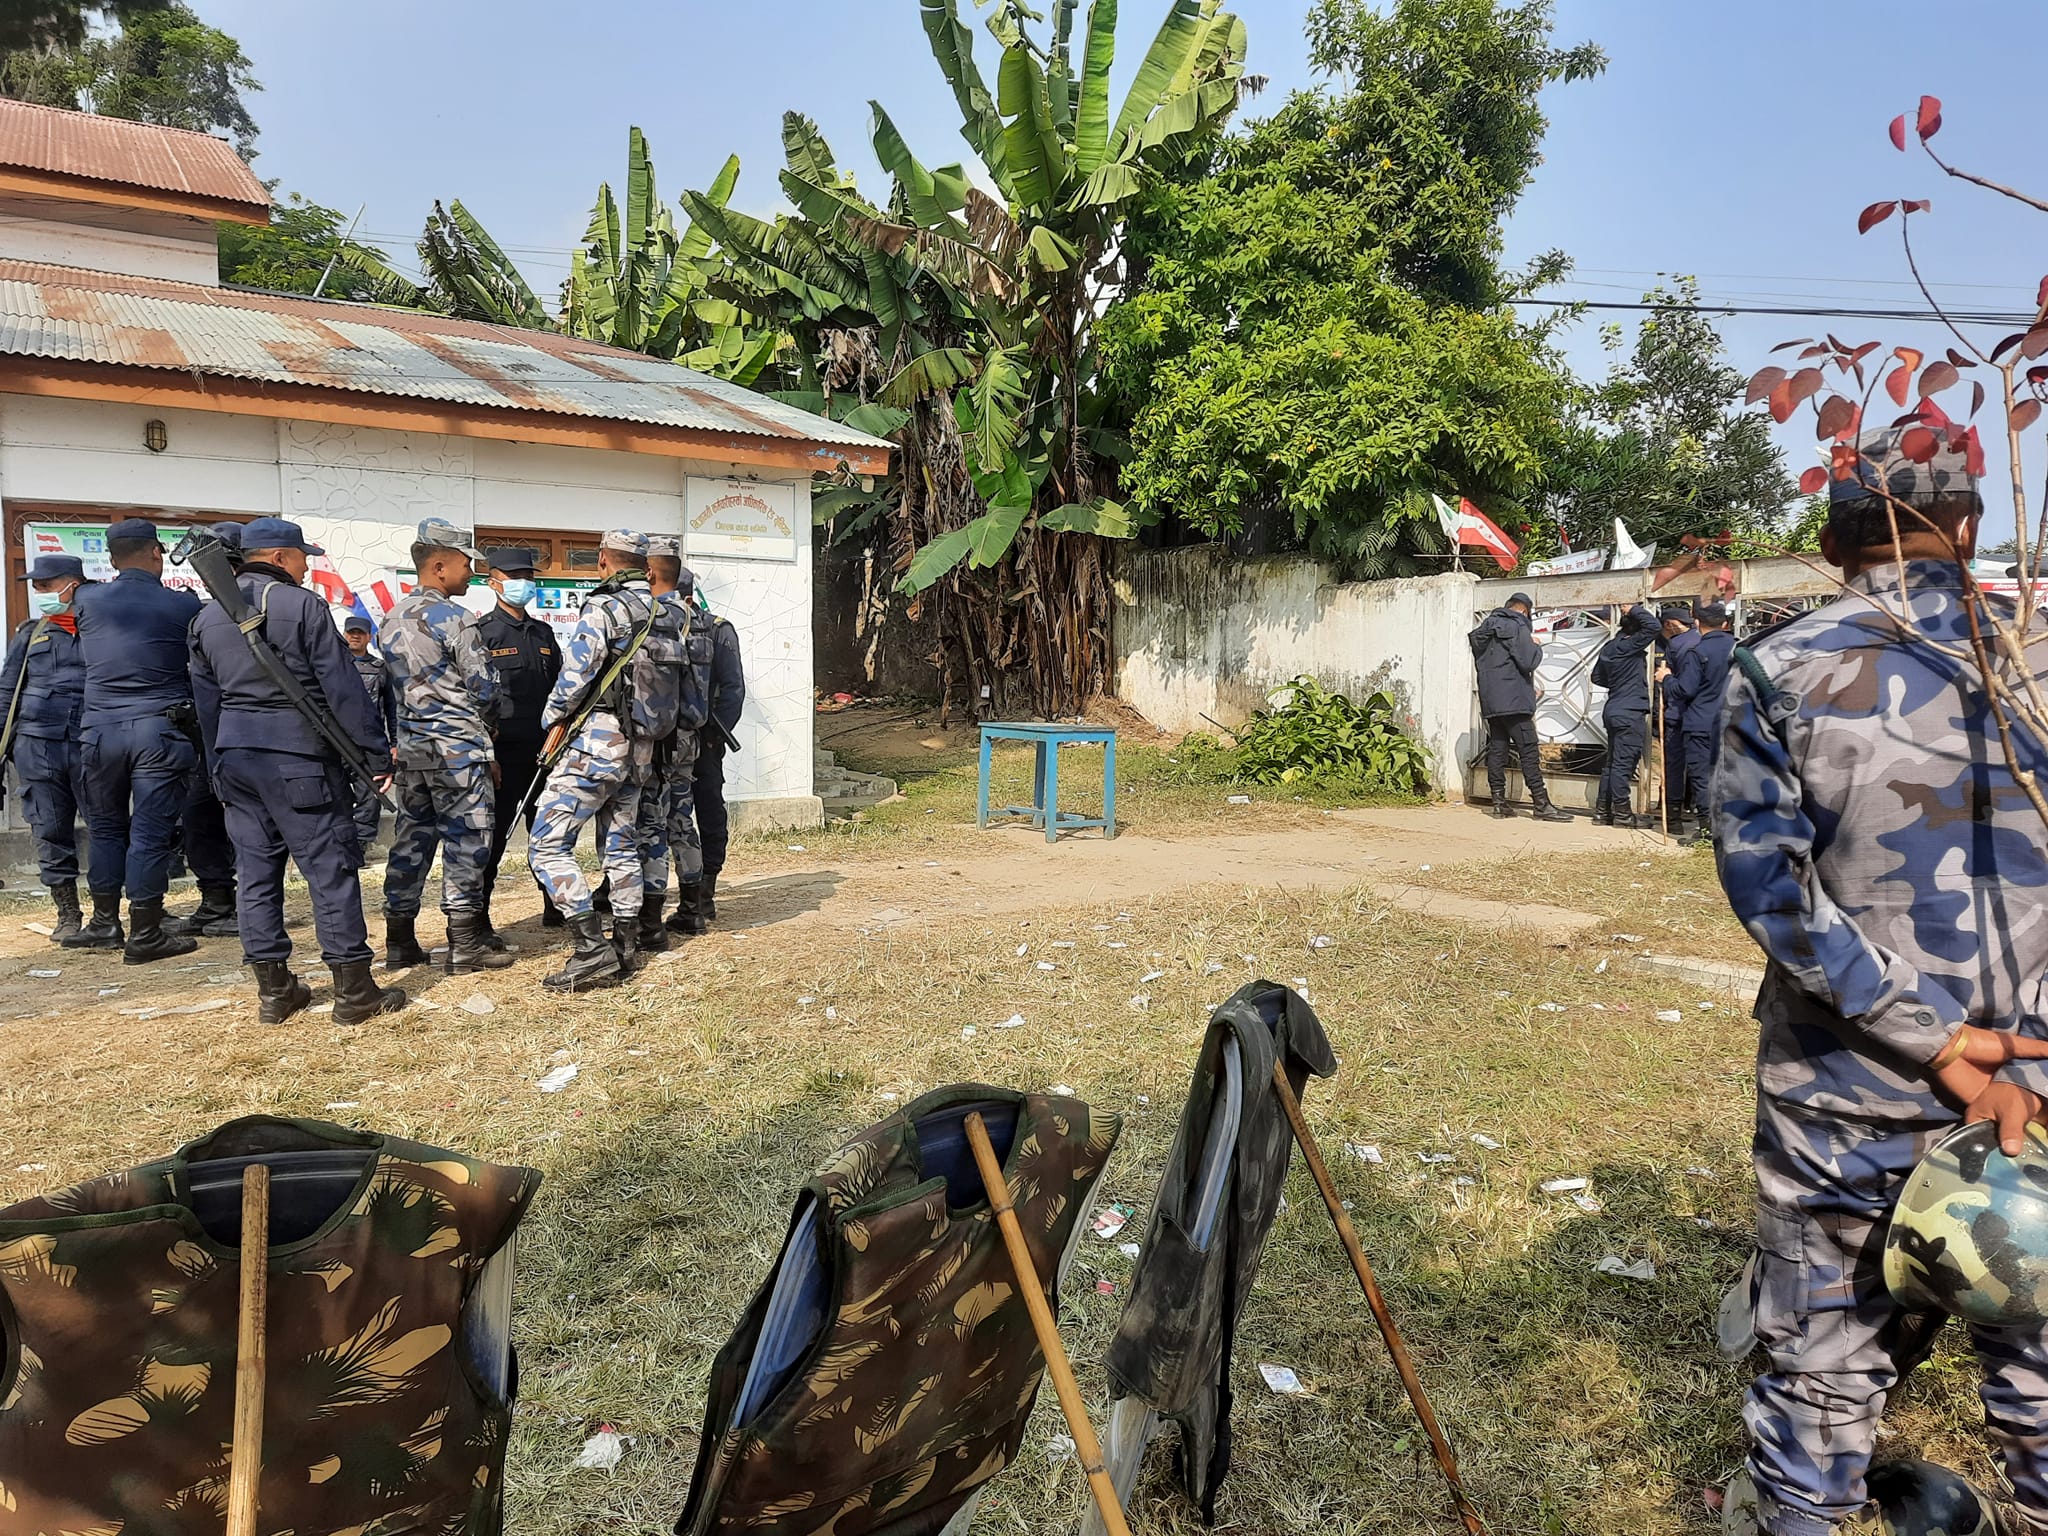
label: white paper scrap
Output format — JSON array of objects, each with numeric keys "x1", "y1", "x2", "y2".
[
  {"x1": 1540, "y1": 1177, "x2": 1589, "y2": 1194},
  {"x1": 575, "y1": 1426, "x2": 631, "y2": 1471},
  {"x1": 1595, "y1": 1255, "x2": 1656, "y2": 1281},
  {"x1": 1345, "y1": 1142, "x2": 1384, "y2": 1165},
  {"x1": 1118, "y1": 1242, "x2": 1141, "y2": 1259},
  {"x1": 461, "y1": 992, "x2": 496, "y2": 1016},
  {"x1": 1572, "y1": 1193, "x2": 1605, "y2": 1214},
  {"x1": 1310, "y1": 935, "x2": 1336, "y2": 950},
  {"x1": 536, "y1": 1063, "x2": 580, "y2": 1094},
  {"x1": 1656, "y1": 1009, "x2": 1683, "y2": 1024},
  {"x1": 995, "y1": 1013, "x2": 1026, "y2": 1030},
  {"x1": 1141, "y1": 970, "x2": 1165, "y2": 984},
  {"x1": 325, "y1": 1101, "x2": 360, "y2": 1111},
  {"x1": 1258, "y1": 1363, "x2": 1309, "y2": 1395},
  {"x1": 1471, "y1": 1134, "x2": 1503, "y2": 1151},
  {"x1": 1418, "y1": 1152, "x2": 1456, "y2": 1165}
]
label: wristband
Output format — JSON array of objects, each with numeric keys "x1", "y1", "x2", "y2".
[{"x1": 1930, "y1": 1029, "x2": 1970, "y2": 1072}]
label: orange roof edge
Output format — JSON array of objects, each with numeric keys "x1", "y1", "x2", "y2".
[{"x1": 0, "y1": 98, "x2": 268, "y2": 218}]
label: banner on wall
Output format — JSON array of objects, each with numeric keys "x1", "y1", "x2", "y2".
[
  {"x1": 685, "y1": 477, "x2": 799, "y2": 563},
  {"x1": 24, "y1": 521, "x2": 207, "y2": 599},
  {"x1": 457, "y1": 578, "x2": 598, "y2": 642}
]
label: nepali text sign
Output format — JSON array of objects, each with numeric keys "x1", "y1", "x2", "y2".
[
  {"x1": 24, "y1": 521, "x2": 207, "y2": 599},
  {"x1": 685, "y1": 477, "x2": 800, "y2": 563}
]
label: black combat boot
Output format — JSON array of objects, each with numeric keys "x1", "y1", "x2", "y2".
[
  {"x1": 543, "y1": 912, "x2": 622, "y2": 993},
  {"x1": 1488, "y1": 798, "x2": 1514, "y2": 819},
  {"x1": 700, "y1": 871, "x2": 719, "y2": 923},
  {"x1": 445, "y1": 911, "x2": 514, "y2": 974},
  {"x1": 1531, "y1": 799, "x2": 1572, "y2": 824},
  {"x1": 331, "y1": 961, "x2": 408, "y2": 1025},
  {"x1": 476, "y1": 901, "x2": 510, "y2": 953},
  {"x1": 612, "y1": 918, "x2": 639, "y2": 975},
  {"x1": 123, "y1": 898, "x2": 199, "y2": 964},
  {"x1": 167, "y1": 883, "x2": 238, "y2": 938},
  {"x1": 665, "y1": 881, "x2": 709, "y2": 936},
  {"x1": 1592, "y1": 796, "x2": 1613, "y2": 827},
  {"x1": 636, "y1": 894, "x2": 669, "y2": 956},
  {"x1": 63, "y1": 888, "x2": 125, "y2": 949},
  {"x1": 48, "y1": 881, "x2": 83, "y2": 945},
  {"x1": 383, "y1": 913, "x2": 431, "y2": 971},
  {"x1": 540, "y1": 901, "x2": 565, "y2": 929},
  {"x1": 250, "y1": 960, "x2": 312, "y2": 1025}
]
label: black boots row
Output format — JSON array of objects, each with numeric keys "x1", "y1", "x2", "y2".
[
  {"x1": 538, "y1": 877, "x2": 716, "y2": 994},
  {"x1": 1592, "y1": 798, "x2": 1647, "y2": 830},
  {"x1": 250, "y1": 959, "x2": 406, "y2": 1027},
  {"x1": 58, "y1": 888, "x2": 201, "y2": 965},
  {"x1": 1487, "y1": 797, "x2": 1571, "y2": 824},
  {"x1": 381, "y1": 912, "x2": 515, "y2": 975}
]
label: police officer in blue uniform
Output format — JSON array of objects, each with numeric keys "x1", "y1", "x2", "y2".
[
  {"x1": 342, "y1": 614, "x2": 397, "y2": 859},
  {"x1": 1674, "y1": 600, "x2": 1737, "y2": 843},
  {"x1": 67, "y1": 517, "x2": 205, "y2": 963},
  {"x1": 1656, "y1": 603, "x2": 1700, "y2": 830},
  {"x1": 189, "y1": 518, "x2": 407, "y2": 1026},
  {"x1": 674, "y1": 589, "x2": 746, "y2": 931},
  {"x1": 167, "y1": 523, "x2": 243, "y2": 939},
  {"x1": 1, "y1": 554, "x2": 89, "y2": 942},
  {"x1": 472, "y1": 546, "x2": 561, "y2": 945}
]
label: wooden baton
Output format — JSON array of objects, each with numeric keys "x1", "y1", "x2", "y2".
[
  {"x1": 963, "y1": 1113, "x2": 1132, "y2": 1536},
  {"x1": 226, "y1": 1164, "x2": 270, "y2": 1536},
  {"x1": 1271, "y1": 1064, "x2": 1488, "y2": 1536}
]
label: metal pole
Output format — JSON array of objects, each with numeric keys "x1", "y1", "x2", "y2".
[
  {"x1": 963, "y1": 1113, "x2": 1132, "y2": 1536},
  {"x1": 226, "y1": 1165, "x2": 270, "y2": 1536},
  {"x1": 312, "y1": 203, "x2": 368, "y2": 300},
  {"x1": 1270, "y1": 1064, "x2": 1488, "y2": 1536}
]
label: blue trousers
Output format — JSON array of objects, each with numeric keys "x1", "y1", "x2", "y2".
[
  {"x1": 1600, "y1": 709, "x2": 1648, "y2": 810},
  {"x1": 1663, "y1": 719, "x2": 1692, "y2": 812},
  {"x1": 80, "y1": 714, "x2": 196, "y2": 902},
  {"x1": 694, "y1": 737, "x2": 729, "y2": 878},
  {"x1": 1684, "y1": 726, "x2": 1719, "y2": 812},
  {"x1": 13, "y1": 734, "x2": 83, "y2": 886},
  {"x1": 181, "y1": 771, "x2": 236, "y2": 888},
  {"x1": 215, "y1": 748, "x2": 371, "y2": 967}
]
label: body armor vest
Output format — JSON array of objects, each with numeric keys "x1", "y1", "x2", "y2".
[
  {"x1": 678, "y1": 1085, "x2": 1121, "y2": 1536},
  {"x1": 1102, "y1": 982, "x2": 1335, "y2": 1521},
  {"x1": 0, "y1": 1116, "x2": 539, "y2": 1535}
]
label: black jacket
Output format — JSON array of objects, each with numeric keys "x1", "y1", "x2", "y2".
[
  {"x1": 1469, "y1": 607, "x2": 1541, "y2": 718},
  {"x1": 705, "y1": 615, "x2": 745, "y2": 737},
  {"x1": 1591, "y1": 605, "x2": 1659, "y2": 718},
  {"x1": 1676, "y1": 629, "x2": 1737, "y2": 736},
  {"x1": 471, "y1": 603, "x2": 560, "y2": 749}
]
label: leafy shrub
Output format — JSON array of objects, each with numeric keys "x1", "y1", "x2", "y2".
[{"x1": 1231, "y1": 677, "x2": 1433, "y2": 794}]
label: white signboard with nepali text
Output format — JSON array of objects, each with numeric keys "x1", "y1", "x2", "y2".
[
  {"x1": 684, "y1": 477, "x2": 800, "y2": 564},
  {"x1": 24, "y1": 521, "x2": 207, "y2": 599}
]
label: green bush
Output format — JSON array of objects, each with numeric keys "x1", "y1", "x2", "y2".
[{"x1": 1164, "y1": 677, "x2": 1434, "y2": 798}]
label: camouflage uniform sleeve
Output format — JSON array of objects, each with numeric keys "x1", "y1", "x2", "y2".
[
  {"x1": 1712, "y1": 667, "x2": 1966, "y2": 1062},
  {"x1": 541, "y1": 597, "x2": 617, "y2": 732},
  {"x1": 449, "y1": 609, "x2": 498, "y2": 737}
]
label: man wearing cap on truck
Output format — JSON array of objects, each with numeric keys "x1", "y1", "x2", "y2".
[{"x1": 1, "y1": 554, "x2": 89, "y2": 943}]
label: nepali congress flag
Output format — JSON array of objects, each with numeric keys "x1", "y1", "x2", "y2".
[
  {"x1": 309, "y1": 556, "x2": 410, "y2": 628},
  {"x1": 1432, "y1": 494, "x2": 1521, "y2": 572}
]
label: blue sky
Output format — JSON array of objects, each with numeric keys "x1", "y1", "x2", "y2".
[{"x1": 203, "y1": 0, "x2": 2048, "y2": 539}]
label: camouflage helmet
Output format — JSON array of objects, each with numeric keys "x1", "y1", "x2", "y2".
[
  {"x1": 1884, "y1": 1120, "x2": 2048, "y2": 1325},
  {"x1": 1868, "y1": 1458, "x2": 1999, "y2": 1536}
]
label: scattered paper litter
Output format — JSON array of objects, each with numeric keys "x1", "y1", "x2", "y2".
[
  {"x1": 1572, "y1": 1193, "x2": 1605, "y2": 1214},
  {"x1": 1537, "y1": 1002, "x2": 1566, "y2": 1013},
  {"x1": 879, "y1": 1091, "x2": 899, "y2": 1102},
  {"x1": 1345, "y1": 1141, "x2": 1384, "y2": 1165},
  {"x1": 1047, "y1": 1433, "x2": 1076, "y2": 1465},
  {"x1": 1118, "y1": 1242, "x2": 1141, "y2": 1259},
  {"x1": 1241, "y1": 954, "x2": 1257, "y2": 966},
  {"x1": 325, "y1": 1101, "x2": 360, "y2": 1112},
  {"x1": 961, "y1": 1026, "x2": 978, "y2": 1039},
  {"x1": 627, "y1": 1048, "x2": 648, "y2": 1057},
  {"x1": 208, "y1": 972, "x2": 242, "y2": 984},
  {"x1": 1036, "y1": 961, "x2": 1056, "y2": 972},
  {"x1": 1258, "y1": 1363, "x2": 1309, "y2": 1396},
  {"x1": 122, "y1": 998, "x2": 233, "y2": 1021},
  {"x1": 97, "y1": 986, "x2": 122, "y2": 996},
  {"x1": 1418, "y1": 1152, "x2": 1456, "y2": 1165},
  {"x1": 21, "y1": 921, "x2": 52, "y2": 937},
  {"x1": 411, "y1": 999, "x2": 442, "y2": 1012},
  {"x1": 1683, "y1": 1166, "x2": 1715, "y2": 1178},
  {"x1": 1309, "y1": 935, "x2": 1336, "y2": 950},
  {"x1": 1541, "y1": 1177, "x2": 1590, "y2": 1194},
  {"x1": 825, "y1": 1006, "x2": 839, "y2": 1021},
  {"x1": 1655, "y1": 1009, "x2": 1683, "y2": 1024},
  {"x1": 1595, "y1": 1255, "x2": 1657, "y2": 1281},
  {"x1": 1136, "y1": 1095, "x2": 1149, "y2": 1105},
  {"x1": 16, "y1": 1163, "x2": 47, "y2": 1173},
  {"x1": 1454, "y1": 1176, "x2": 1476, "y2": 1188},
  {"x1": 574, "y1": 1426, "x2": 631, "y2": 1472},
  {"x1": 1494, "y1": 989, "x2": 1512, "y2": 999},
  {"x1": 924, "y1": 861, "x2": 938, "y2": 867},
  {"x1": 552, "y1": 1048, "x2": 570, "y2": 1060},
  {"x1": 1292, "y1": 976, "x2": 1310, "y2": 989},
  {"x1": 26, "y1": 968, "x2": 59, "y2": 978},
  {"x1": 1202, "y1": 960, "x2": 1224, "y2": 974},
  {"x1": 305, "y1": 1002, "x2": 335, "y2": 1016},
  {"x1": 536, "y1": 1063, "x2": 580, "y2": 1094},
  {"x1": 1092, "y1": 1207, "x2": 1131, "y2": 1239},
  {"x1": 461, "y1": 992, "x2": 496, "y2": 1016},
  {"x1": 1140, "y1": 969, "x2": 1165, "y2": 984},
  {"x1": 1128, "y1": 995, "x2": 1151, "y2": 1011},
  {"x1": 1052, "y1": 941, "x2": 1075, "y2": 949},
  {"x1": 1107, "y1": 941, "x2": 1128, "y2": 949},
  {"x1": 787, "y1": 845, "x2": 807, "y2": 852},
  {"x1": 798, "y1": 996, "x2": 816, "y2": 1005},
  {"x1": 1595, "y1": 958, "x2": 1609, "y2": 975},
  {"x1": 1420, "y1": 864, "x2": 1432, "y2": 872},
  {"x1": 1613, "y1": 933, "x2": 1645, "y2": 944},
  {"x1": 1226, "y1": 794, "x2": 1252, "y2": 805},
  {"x1": 994, "y1": 1013, "x2": 1026, "y2": 1030},
  {"x1": 1048, "y1": 1083, "x2": 1075, "y2": 1096},
  {"x1": 1471, "y1": 1134, "x2": 1503, "y2": 1151},
  {"x1": 1095, "y1": 1279, "x2": 1117, "y2": 1296},
  {"x1": 1016, "y1": 943, "x2": 1030, "y2": 957}
]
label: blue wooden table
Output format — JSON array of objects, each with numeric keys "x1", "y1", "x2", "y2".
[{"x1": 976, "y1": 723, "x2": 1119, "y2": 843}]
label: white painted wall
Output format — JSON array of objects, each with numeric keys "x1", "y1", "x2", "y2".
[
  {"x1": 1112, "y1": 545, "x2": 1482, "y2": 796},
  {"x1": 0, "y1": 397, "x2": 819, "y2": 820},
  {"x1": 0, "y1": 197, "x2": 220, "y2": 284}
]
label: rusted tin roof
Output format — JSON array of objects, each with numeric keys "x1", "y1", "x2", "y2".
[
  {"x1": 0, "y1": 99, "x2": 268, "y2": 214},
  {"x1": 0, "y1": 259, "x2": 892, "y2": 455}
]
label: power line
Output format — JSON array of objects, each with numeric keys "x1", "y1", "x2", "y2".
[{"x1": 1520, "y1": 296, "x2": 2038, "y2": 325}]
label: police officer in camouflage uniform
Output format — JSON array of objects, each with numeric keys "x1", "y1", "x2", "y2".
[
  {"x1": 342, "y1": 614, "x2": 396, "y2": 859},
  {"x1": 377, "y1": 519, "x2": 511, "y2": 976},
  {"x1": 631, "y1": 540, "x2": 711, "y2": 956},
  {"x1": 529, "y1": 529, "x2": 682, "y2": 992},
  {"x1": 1, "y1": 554, "x2": 88, "y2": 942},
  {"x1": 1716, "y1": 428, "x2": 2048, "y2": 1535}
]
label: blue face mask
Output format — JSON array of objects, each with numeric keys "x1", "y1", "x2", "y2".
[
  {"x1": 31, "y1": 588, "x2": 71, "y2": 618},
  {"x1": 499, "y1": 578, "x2": 537, "y2": 608}
]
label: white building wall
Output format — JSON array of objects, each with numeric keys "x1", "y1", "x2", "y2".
[
  {"x1": 0, "y1": 199, "x2": 221, "y2": 284},
  {"x1": 0, "y1": 397, "x2": 819, "y2": 824}
]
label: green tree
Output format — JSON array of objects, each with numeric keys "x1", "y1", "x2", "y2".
[
  {"x1": 1101, "y1": 0, "x2": 1601, "y2": 576},
  {"x1": 1, "y1": 2, "x2": 259, "y2": 158},
  {"x1": 1544, "y1": 280, "x2": 1796, "y2": 555},
  {"x1": 217, "y1": 193, "x2": 391, "y2": 300},
  {"x1": 0, "y1": 0, "x2": 164, "y2": 55}
]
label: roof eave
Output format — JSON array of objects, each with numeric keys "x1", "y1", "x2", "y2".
[
  {"x1": 0, "y1": 357, "x2": 895, "y2": 477},
  {"x1": 0, "y1": 164, "x2": 269, "y2": 227}
]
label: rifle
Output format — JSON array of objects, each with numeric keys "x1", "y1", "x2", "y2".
[
  {"x1": 171, "y1": 531, "x2": 396, "y2": 813},
  {"x1": 0, "y1": 615, "x2": 48, "y2": 769},
  {"x1": 518, "y1": 592, "x2": 663, "y2": 826}
]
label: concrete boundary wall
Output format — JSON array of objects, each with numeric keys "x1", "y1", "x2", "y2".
[{"x1": 1111, "y1": 545, "x2": 1482, "y2": 795}]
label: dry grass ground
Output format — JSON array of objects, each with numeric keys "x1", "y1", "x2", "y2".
[{"x1": 0, "y1": 755, "x2": 2000, "y2": 1534}]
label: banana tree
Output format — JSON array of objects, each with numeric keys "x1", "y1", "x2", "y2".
[
  {"x1": 561, "y1": 127, "x2": 787, "y2": 386},
  {"x1": 338, "y1": 200, "x2": 551, "y2": 328}
]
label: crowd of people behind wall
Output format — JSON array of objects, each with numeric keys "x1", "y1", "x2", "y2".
[{"x1": 0, "y1": 515, "x2": 746, "y2": 1022}]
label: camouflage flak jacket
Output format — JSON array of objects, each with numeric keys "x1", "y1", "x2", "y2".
[
  {"x1": 678, "y1": 1085, "x2": 1122, "y2": 1536},
  {"x1": 0, "y1": 1116, "x2": 539, "y2": 1536}
]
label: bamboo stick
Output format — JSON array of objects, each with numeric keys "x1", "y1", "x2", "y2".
[
  {"x1": 963, "y1": 1113, "x2": 1131, "y2": 1536},
  {"x1": 226, "y1": 1164, "x2": 270, "y2": 1536},
  {"x1": 1271, "y1": 1064, "x2": 1487, "y2": 1536}
]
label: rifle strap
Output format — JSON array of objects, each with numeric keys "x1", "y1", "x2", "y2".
[{"x1": 0, "y1": 616, "x2": 51, "y2": 761}]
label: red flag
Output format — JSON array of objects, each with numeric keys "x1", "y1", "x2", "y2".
[{"x1": 1453, "y1": 498, "x2": 1520, "y2": 572}]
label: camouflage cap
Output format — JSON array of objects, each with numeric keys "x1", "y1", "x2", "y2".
[
  {"x1": 646, "y1": 536, "x2": 680, "y2": 559},
  {"x1": 1884, "y1": 1119, "x2": 2048, "y2": 1326},
  {"x1": 1835, "y1": 425, "x2": 1978, "y2": 504},
  {"x1": 600, "y1": 528, "x2": 649, "y2": 560},
  {"x1": 415, "y1": 517, "x2": 481, "y2": 558}
]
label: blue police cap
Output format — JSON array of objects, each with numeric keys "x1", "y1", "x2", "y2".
[
  {"x1": 106, "y1": 517, "x2": 158, "y2": 542},
  {"x1": 241, "y1": 517, "x2": 326, "y2": 556},
  {"x1": 485, "y1": 547, "x2": 541, "y2": 573},
  {"x1": 212, "y1": 522, "x2": 245, "y2": 550},
  {"x1": 342, "y1": 614, "x2": 374, "y2": 635},
  {"x1": 24, "y1": 555, "x2": 84, "y2": 582}
]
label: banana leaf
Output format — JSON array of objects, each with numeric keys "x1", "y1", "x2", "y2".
[{"x1": 1073, "y1": 0, "x2": 1120, "y2": 174}]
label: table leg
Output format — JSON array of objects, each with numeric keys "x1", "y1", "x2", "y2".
[
  {"x1": 1044, "y1": 742, "x2": 1062, "y2": 844},
  {"x1": 1032, "y1": 741, "x2": 1048, "y2": 831},
  {"x1": 1103, "y1": 737, "x2": 1118, "y2": 840},
  {"x1": 977, "y1": 733, "x2": 993, "y2": 829}
]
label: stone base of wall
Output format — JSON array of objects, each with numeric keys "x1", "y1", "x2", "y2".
[{"x1": 732, "y1": 795, "x2": 826, "y2": 835}]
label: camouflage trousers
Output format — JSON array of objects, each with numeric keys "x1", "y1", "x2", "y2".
[
  {"x1": 637, "y1": 730, "x2": 703, "y2": 898},
  {"x1": 527, "y1": 719, "x2": 647, "y2": 919},
  {"x1": 381, "y1": 761, "x2": 493, "y2": 917},
  {"x1": 1741, "y1": 1095, "x2": 2048, "y2": 1534}
]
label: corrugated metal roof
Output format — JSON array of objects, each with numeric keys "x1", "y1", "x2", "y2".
[
  {"x1": 0, "y1": 99, "x2": 268, "y2": 212},
  {"x1": 0, "y1": 260, "x2": 893, "y2": 454}
]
